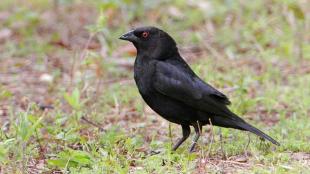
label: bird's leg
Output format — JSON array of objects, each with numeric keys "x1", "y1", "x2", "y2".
[
  {"x1": 189, "y1": 121, "x2": 202, "y2": 152},
  {"x1": 172, "y1": 125, "x2": 190, "y2": 151}
]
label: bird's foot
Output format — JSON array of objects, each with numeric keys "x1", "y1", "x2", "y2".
[
  {"x1": 148, "y1": 149, "x2": 162, "y2": 156},
  {"x1": 189, "y1": 142, "x2": 197, "y2": 153}
]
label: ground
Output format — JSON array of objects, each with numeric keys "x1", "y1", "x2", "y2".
[{"x1": 0, "y1": 0, "x2": 309, "y2": 173}]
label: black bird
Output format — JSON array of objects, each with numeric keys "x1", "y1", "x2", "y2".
[{"x1": 119, "y1": 26, "x2": 280, "y2": 152}]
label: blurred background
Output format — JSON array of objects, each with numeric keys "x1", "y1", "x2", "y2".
[{"x1": 0, "y1": 0, "x2": 309, "y2": 173}]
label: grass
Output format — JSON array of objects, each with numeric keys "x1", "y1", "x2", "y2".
[{"x1": 0, "y1": 0, "x2": 309, "y2": 173}]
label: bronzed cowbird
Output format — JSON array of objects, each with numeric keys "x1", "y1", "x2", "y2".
[{"x1": 119, "y1": 26, "x2": 280, "y2": 152}]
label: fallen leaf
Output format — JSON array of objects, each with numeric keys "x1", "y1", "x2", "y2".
[{"x1": 0, "y1": 28, "x2": 12, "y2": 42}]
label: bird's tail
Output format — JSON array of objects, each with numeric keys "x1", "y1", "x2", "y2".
[{"x1": 237, "y1": 121, "x2": 280, "y2": 146}]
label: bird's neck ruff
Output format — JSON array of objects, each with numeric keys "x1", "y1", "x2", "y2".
[{"x1": 137, "y1": 43, "x2": 179, "y2": 61}]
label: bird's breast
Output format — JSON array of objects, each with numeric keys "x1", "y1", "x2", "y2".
[
  {"x1": 134, "y1": 70, "x2": 153, "y2": 96},
  {"x1": 134, "y1": 58, "x2": 156, "y2": 94}
]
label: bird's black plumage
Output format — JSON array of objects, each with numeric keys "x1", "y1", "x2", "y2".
[{"x1": 120, "y1": 26, "x2": 280, "y2": 152}]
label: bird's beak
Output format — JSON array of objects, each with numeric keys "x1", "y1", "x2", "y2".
[{"x1": 119, "y1": 30, "x2": 137, "y2": 42}]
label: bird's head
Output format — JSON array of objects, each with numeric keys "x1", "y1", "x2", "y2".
[{"x1": 119, "y1": 26, "x2": 178, "y2": 59}]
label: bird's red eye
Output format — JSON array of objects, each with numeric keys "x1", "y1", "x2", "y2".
[{"x1": 142, "y1": 31, "x2": 149, "y2": 38}]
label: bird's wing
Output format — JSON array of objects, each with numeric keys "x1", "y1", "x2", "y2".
[
  {"x1": 153, "y1": 61, "x2": 231, "y2": 115},
  {"x1": 199, "y1": 80, "x2": 231, "y2": 105}
]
